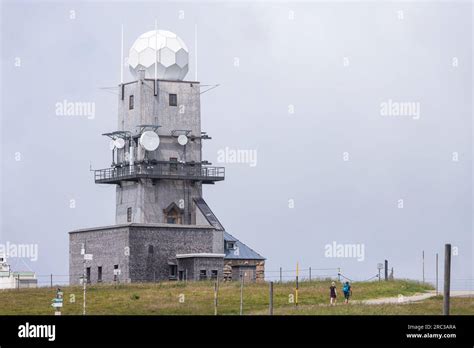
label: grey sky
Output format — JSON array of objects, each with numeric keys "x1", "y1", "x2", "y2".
[{"x1": 1, "y1": 0, "x2": 472, "y2": 288}]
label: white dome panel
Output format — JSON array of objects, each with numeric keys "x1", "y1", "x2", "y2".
[{"x1": 129, "y1": 29, "x2": 189, "y2": 80}]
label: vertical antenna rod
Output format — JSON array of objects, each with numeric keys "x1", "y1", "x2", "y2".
[
  {"x1": 194, "y1": 24, "x2": 198, "y2": 81},
  {"x1": 155, "y1": 20, "x2": 158, "y2": 81},
  {"x1": 120, "y1": 24, "x2": 124, "y2": 84}
]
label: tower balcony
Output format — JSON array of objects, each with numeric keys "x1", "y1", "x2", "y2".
[{"x1": 94, "y1": 163, "x2": 225, "y2": 184}]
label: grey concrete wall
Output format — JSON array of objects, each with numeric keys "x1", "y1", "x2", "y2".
[
  {"x1": 128, "y1": 225, "x2": 221, "y2": 282},
  {"x1": 115, "y1": 179, "x2": 202, "y2": 224},
  {"x1": 69, "y1": 226, "x2": 130, "y2": 285},
  {"x1": 114, "y1": 77, "x2": 205, "y2": 225}
]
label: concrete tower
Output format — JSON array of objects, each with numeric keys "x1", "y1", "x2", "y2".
[{"x1": 69, "y1": 29, "x2": 264, "y2": 284}]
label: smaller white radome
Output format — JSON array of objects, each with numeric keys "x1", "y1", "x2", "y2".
[{"x1": 129, "y1": 30, "x2": 189, "y2": 81}]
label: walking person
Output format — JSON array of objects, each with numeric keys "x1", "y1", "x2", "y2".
[
  {"x1": 342, "y1": 281, "x2": 352, "y2": 304},
  {"x1": 329, "y1": 281, "x2": 337, "y2": 305}
]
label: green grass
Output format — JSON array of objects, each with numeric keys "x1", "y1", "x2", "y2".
[{"x1": 0, "y1": 279, "x2": 470, "y2": 315}]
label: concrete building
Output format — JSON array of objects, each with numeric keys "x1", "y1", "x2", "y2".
[{"x1": 69, "y1": 29, "x2": 264, "y2": 284}]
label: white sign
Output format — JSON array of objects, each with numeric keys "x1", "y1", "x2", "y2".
[
  {"x1": 113, "y1": 269, "x2": 121, "y2": 276},
  {"x1": 51, "y1": 302, "x2": 63, "y2": 308},
  {"x1": 84, "y1": 254, "x2": 93, "y2": 261}
]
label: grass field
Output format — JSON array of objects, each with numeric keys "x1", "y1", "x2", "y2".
[{"x1": 0, "y1": 279, "x2": 472, "y2": 315}]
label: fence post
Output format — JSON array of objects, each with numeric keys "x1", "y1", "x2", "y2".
[
  {"x1": 436, "y1": 253, "x2": 439, "y2": 296},
  {"x1": 50, "y1": 274, "x2": 53, "y2": 288},
  {"x1": 279, "y1": 267, "x2": 282, "y2": 283},
  {"x1": 239, "y1": 274, "x2": 244, "y2": 315},
  {"x1": 422, "y1": 250, "x2": 425, "y2": 283},
  {"x1": 214, "y1": 279, "x2": 219, "y2": 316},
  {"x1": 384, "y1": 260, "x2": 388, "y2": 281},
  {"x1": 443, "y1": 244, "x2": 451, "y2": 315},
  {"x1": 269, "y1": 281, "x2": 274, "y2": 315},
  {"x1": 309, "y1": 267, "x2": 311, "y2": 282}
]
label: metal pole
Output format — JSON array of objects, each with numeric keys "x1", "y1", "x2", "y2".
[
  {"x1": 443, "y1": 244, "x2": 451, "y2": 315},
  {"x1": 384, "y1": 260, "x2": 388, "y2": 281},
  {"x1": 83, "y1": 243, "x2": 86, "y2": 316},
  {"x1": 269, "y1": 281, "x2": 274, "y2": 315},
  {"x1": 422, "y1": 250, "x2": 425, "y2": 283},
  {"x1": 279, "y1": 267, "x2": 282, "y2": 283},
  {"x1": 239, "y1": 273, "x2": 243, "y2": 315},
  {"x1": 436, "y1": 253, "x2": 439, "y2": 296}
]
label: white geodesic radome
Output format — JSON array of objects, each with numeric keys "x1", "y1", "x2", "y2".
[{"x1": 128, "y1": 30, "x2": 189, "y2": 81}]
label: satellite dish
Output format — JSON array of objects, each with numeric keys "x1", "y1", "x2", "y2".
[
  {"x1": 177, "y1": 134, "x2": 188, "y2": 146},
  {"x1": 109, "y1": 140, "x2": 116, "y2": 150},
  {"x1": 139, "y1": 131, "x2": 160, "y2": 151},
  {"x1": 115, "y1": 138, "x2": 125, "y2": 149}
]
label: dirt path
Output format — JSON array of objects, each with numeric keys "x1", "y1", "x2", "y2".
[{"x1": 355, "y1": 290, "x2": 474, "y2": 305}]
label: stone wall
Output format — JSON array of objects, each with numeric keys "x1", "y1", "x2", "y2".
[{"x1": 223, "y1": 259, "x2": 265, "y2": 282}]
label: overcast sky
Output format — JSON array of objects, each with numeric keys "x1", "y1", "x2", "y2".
[{"x1": 1, "y1": 0, "x2": 472, "y2": 289}]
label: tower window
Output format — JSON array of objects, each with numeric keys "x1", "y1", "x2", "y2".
[
  {"x1": 169, "y1": 93, "x2": 177, "y2": 106},
  {"x1": 226, "y1": 242, "x2": 235, "y2": 250},
  {"x1": 98, "y1": 266, "x2": 102, "y2": 282},
  {"x1": 86, "y1": 267, "x2": 91, "y2": 283},
  {"x1": 127, "y1": 207, "x2": 132, "y2": 222},
  {"x1": 199, "y1": 270, "x2": 207, "y2": 280},
  {"x1": 211, "y1": 270, "x2": 218, "y2": 279},
  {"x1": 148, "y1": 245, "x2": 154, "y2": 254},
  {"x1": 129, "y1": 95, "x2": 134, "y2": 109},
  {"x1": 169, "y1": 157, "x2": 178, "y2": 171}
]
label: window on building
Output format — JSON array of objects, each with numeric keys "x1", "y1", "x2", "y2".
[
  {"x1": 129, "y1": 95, "x2": 134, "y2": 109},
  {"x1": 169, "y1": 265, "x2": 177, "y2": 279},
  {"x1": 86, "y1": 267, "x2": 91, "y2": 283},
  {"x1": 148, "y1": 245, "x2": 154, "y2": 254},
  {"x1": 167, "y1": 216, "x2": 176, "y2": 224},
  {"x1": 199, "y1": 270, "x2": 207, "y2": 280},
  {"x1": 98, "y1": 267, "x2": 102, "y2": 282},
  {"x1": 211, "y1": 270, "x2": 218, "y2": 280},
  {"x1": 127, "y1": 207, "x2": 132, "y2": 222},
  {"x1": 169, "y1": 93, "x2": 177, "y2": 106},
  {"x1": 178, "y1": 270, "x2": 184, "y2": 281},
  {"x1": 226, "y1": 242, "x2": 235, "y2": 250},
  {"x1": 169, "y1": 157, "x2": 178, "y2": 171}
]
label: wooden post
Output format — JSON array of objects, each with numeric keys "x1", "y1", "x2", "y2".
[
  {"x1": 269, "y1": 281, "x2": 274, "y2": 315},
  {"x1": 50, "y1": 274, "x2": 53, "y2": 288},
  {"x1": 443, "y1": 244, "x2": 451, "y2": 315},
  {"x1": 309, "y1": 267, "x2": 311, "y2": 282},
  {"x1": 295, "y1": 262, "x2": 299, "y2": 307},
  {"x1": 384, "y1": 260, "x2": 388, "y2": 281},
  {"x1": 239, "y1": 274, "x2": 243, "y2": 315},
  {"x1": 214, "y1": 279, "x2": 218, "y2": 316},
  {"x1": 279, "y1": 267, "x2": 282, "y2": 283},
  {"x1": 422, "y1": 250, "x2": 425, "y2": 283},
  {"x1": 436, "y1": 253, "x2": 439, "y2": 296}
]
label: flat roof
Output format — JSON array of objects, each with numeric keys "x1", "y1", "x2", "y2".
[
  {"x1": 69, "y1": 223, "x2": 217, "y2": 234},
  {"x1": 176, "y1": 253, "x2": 225, "y2": 259}
]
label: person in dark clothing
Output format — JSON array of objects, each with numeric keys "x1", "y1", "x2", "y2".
[{"x1": 329, "y1": 281, "x2": 337, "y2": 305}]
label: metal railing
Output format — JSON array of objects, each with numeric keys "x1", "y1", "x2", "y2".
[{"x1": 94, "y1": 163, "x2": 225, "y2": 183}]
